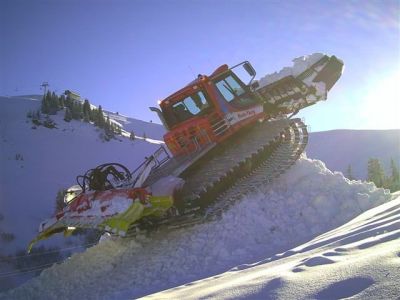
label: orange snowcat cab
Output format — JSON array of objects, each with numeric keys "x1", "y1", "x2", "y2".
[{"x1": 151, "y1": 62, "x2": 264, "y2": 157}]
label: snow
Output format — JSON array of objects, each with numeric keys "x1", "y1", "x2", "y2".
[
  {"x1": 258, "y1": 53, "x2": 326, "y2": 87},
  {"x1": 1, "y1": 157, "x2": 394, "y2": 299},
  {"x1": 256, "y1": 53, "x2": 341, "y2": 111},
  {"x1": 105, "y1": 111, "x2": 166, "y2": 141},
  {"x1": 150, "y1": 176, "x2": 185, "y2": 196},
  {"x1": 148, "y1": 194, "x2": 400, "y2": 299}
]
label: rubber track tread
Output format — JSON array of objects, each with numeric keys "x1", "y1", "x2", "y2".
[{"x1": 126, "y1": 118, "x2": 308, "y2": 236}]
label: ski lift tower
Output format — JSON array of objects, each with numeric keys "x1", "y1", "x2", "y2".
[{"x1": 41, "y1": 82, "x2": 49, "y2": 96}]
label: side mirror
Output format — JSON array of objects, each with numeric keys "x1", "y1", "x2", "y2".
[
  {"x1": 150, "y1": 107, "x2": 170, "y2": 130},
  {"x1": 243, "y1": 62, "x2": 256, "y2": 77}
]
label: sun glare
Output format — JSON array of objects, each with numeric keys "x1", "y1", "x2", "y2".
[{"x1": 360, "y1": 72, "x2": 400, "y2": 129}]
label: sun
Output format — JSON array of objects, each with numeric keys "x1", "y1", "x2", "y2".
[{"x1": 360, "y1": 71, "x2": 400, "y2": 129}]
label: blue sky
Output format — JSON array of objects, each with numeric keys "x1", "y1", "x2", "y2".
[{"x1": 1, "y1": 0, "x2": 399, "y2": 131}]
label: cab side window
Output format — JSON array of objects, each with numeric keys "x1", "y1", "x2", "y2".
[
  {"x1": 215, "y1": 75, "x2": 245, "y2": 102},
  {"x1": 215, "y1": 80, "x2": 235, "y2": 102},
  {"x1": 214, "y1": 73, "x2": 258, "y2": 108}
]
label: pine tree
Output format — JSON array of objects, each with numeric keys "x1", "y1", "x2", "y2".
[
  {"x1": 367, "y1": 158, "x2": 385, "y2": 188},
  {"x1": 83, "y1": 111, "x2": 90, "y2": 122},
  {"x1": 389, "y1": 158, "x2": 400, "y2": 192},
  {"x1": 83, "y1": 99, "x2": 91, "y2": 122},
  {"x1": 65, "y1": 95, "x2": 73, "y2": 110},
  {"x1": 111, "y1": 122, "x2": 117, "y2": 134},
  {"x1": 32, "y1": 109, "x2": 42, "y2": 126},
  {"x1": 71, "y1": 102, "x2": 83, "y2": 120},
  {"x1": 64, "y1": 107, "x2": 72, "y2": 122},
  {"x1": 130, "y1": 131, "x2": 135, "y2": 140},
  {"x1": 390, "y1": 158, "x2": 400, "y2": 183},
  {"x1": 96, "y1": 106, "x2": 105, "y2": 128},
  {"x1": 346, "y1": 164, "x2": 354, "y2": 180},
  {"x1": 49, "y1": 91, "x2": 59, "y2": 115},
  {"x1": 90, "y1": 108, "x2": 97, "y2": 123},
  {"x1": 105, "y1": 116, "x2": 112, "y2": 136},
  {"x1": 41, "y1": 91, "x2": 51, "y2": 114},
  {"x1": 59, "y1": 95, "x2": 65, "y2": 108},
  {"x1": 78, "y1": 102, "x2": 84, "y2": 119}
]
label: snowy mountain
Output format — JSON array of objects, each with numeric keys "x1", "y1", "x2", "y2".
[
  {"x1": 0, "y1": 94, "x2": 398, "y2": 296},
  {"x1": 104, "y1": 110, "x2": 166, "y2": 141},
  {"x1": 1, "y1": 157, "x2": 394, "y2": 299},
  {"x1": 0, "y1": 95, "x2": 164, "y2": 256},
  {"x1": 307, "y1": 129, "x2": 400, "y2": 179}
]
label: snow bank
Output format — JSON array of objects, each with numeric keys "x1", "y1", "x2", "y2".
[
  {"x1": 258, "y1": 53, "x2": 325, "y2": 87},
  {"x1": 149, "y1": 196, "x2": 400, "y2": 299},
  {"x1": 2, "y1": 157, "x2": 391, "y2": 299}
]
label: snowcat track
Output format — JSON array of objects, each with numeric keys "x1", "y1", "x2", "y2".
[
  {"x1": 179, "y1": 118, "x2": 307, "y2": 209},
  {"x1": 168, "y1": 119, "x2": 308, "y2": 229},
  {"x1": 126, "y1": 118, "x2": 308, "y2": 236},
  {"x1": 202, "y1": 121, "x2": 308, "y2": 221}
]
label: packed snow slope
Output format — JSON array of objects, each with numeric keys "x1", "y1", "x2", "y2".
[
  {"x1": 149, "y1": 193, "x2": 400, "y2": 300},
  {"x1": 0, "y1": 95, "x2": 164, "y2": 253},
  {"x1": 2, "y1": 157, "x2": 392, "y2": 299},
  {"x1": 104, "y1": 110, "x2": 166, "y2": 141},
  {"x1": 306, "y1": 129, "x2": 400, "y2": 179}
]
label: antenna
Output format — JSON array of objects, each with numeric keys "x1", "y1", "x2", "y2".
[
  {"x1": 40, "y1": 82, "x2": 49, "y2": 95},
  {"x1": 187, "y1": 65, "x2": 196, "y2": 78}
]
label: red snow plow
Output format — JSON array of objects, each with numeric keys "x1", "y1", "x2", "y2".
[{"x1": 29, "y1": 53, "x2": 343, "y2": 251}]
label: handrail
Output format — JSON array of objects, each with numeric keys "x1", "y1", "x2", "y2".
[{"x1": 130, "y1": 145, "x2": 170, "y2": 178}]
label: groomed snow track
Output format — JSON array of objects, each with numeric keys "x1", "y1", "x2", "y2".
[{"x1": 128, "y1": 118, "x2": 308, "y2": 233}]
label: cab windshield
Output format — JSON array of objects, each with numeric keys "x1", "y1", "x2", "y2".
[{"x1": 163, "y1": 90, "x2": 211, "y2": 128}]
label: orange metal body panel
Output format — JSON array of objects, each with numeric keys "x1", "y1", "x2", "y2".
[{"x1": 160, "y1": 66, "x2": 265, "y2": 157}]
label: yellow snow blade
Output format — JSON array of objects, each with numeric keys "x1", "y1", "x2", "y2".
[
  {"x1": 101, "y1": 195, "x2": 173, "y2": 235},
  {"x1": 27, "y1": 195, "x2": 173, "y2": 252},
  {"x1": 27, "y1": 226, "x2": 73, "y2": 253}
]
